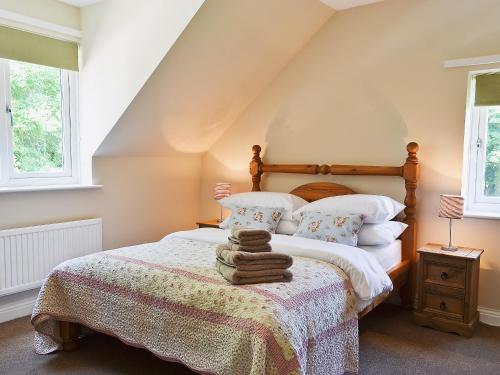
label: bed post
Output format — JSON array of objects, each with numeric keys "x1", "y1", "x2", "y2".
[
  {"x1": 400, "y1": 142, "x2": 420, "y2": 309},
  {"x1": 60, "y1": 321, "x2": 81, "y2": 351},
  {"x1": 250, "y1": 145, "x2": 263, "y2": 191}
]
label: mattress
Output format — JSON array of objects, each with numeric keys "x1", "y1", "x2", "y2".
[{"x1": 360, "y1": 240, "x2": 402, "y2": 272}]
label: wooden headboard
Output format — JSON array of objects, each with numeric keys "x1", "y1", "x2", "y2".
[{"x1": 249, "y1": 142, "x2": 420, "y2": 306}]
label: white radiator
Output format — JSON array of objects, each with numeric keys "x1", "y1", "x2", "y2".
[{"x1": 0, "y1": 218, "x2": 102, "y2": 297}]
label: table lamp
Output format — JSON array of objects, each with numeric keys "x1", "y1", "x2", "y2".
[
  {"x1": 438, "y1": 194, "x2": 464, "y2": 251},
  {"x1": 214, "y1": 182, "x2": 231, "y2": 222}
]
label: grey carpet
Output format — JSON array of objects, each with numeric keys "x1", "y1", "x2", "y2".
[{"x1": 0, "y1": 304, "x2": 499, "y2": 374}]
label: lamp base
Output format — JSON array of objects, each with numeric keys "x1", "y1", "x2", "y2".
[{"x1": 441, "y1": 245, "x2": 458, "y2": 252}]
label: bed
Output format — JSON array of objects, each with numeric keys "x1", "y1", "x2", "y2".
[
  {"x1": 32, "y1": 142, "x2": 420, "y2": 375},
  {"x1": 249, "y1": 142, "x2": 419, "y2": 317}
]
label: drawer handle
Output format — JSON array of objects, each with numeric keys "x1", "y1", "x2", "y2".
[
  {"x1": 440, "y1": 272, "x2": 448, "y2": 280},
  {"x1": 439, "y1": 301, "x2": 447, "y2": 311}
]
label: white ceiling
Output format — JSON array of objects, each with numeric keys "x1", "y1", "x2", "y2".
[
  {"x1": 58, "y1": 0, "x2": 102, "y2": 7},
  {"x1": 60, "y1": 0, "x2": 382, "y2": 10},
  {"x1": 320, "y1": 0, "x2": 383, "y2": 10}
]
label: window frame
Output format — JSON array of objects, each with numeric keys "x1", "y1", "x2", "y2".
[
  {"x1": 462, "y1": 69, "x2": 500, "y2": 216},
  {"x1": 0, "y1": 58, "x2": 80, "y2": 187}
]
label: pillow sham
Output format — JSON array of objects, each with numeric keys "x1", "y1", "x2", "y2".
[
  {"x1": 357, "y1": 221, "x2": 408, "y2": 246},
  {"x1": 219, "y1": 192, "x2": 308, "y2": 221},
  {"x1": 224, "y1": 205, "x2": 285, "y2": 233},
  {"x1": 224, "y1": 216, "x2": 299, "y2": 236},
  {"x1": 293, "y1": 211, "x2": 364, "y2": 247},
  {"x1": 221, "y1": 214, "x2": 299, "y2": 235},
  {"x1": 293, "y1": 194, "x2": 404, "y2": 224}
]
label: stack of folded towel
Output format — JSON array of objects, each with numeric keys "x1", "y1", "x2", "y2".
[
  {"x1": 216, "y1": 227, "x2": 293, "y2": 285},
  {"x1": 228, "y1": 227, "x2": 272, "y2": 253}
]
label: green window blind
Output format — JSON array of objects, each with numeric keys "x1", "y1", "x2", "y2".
[
  {"x1": 0, "y1": 26, "x2": 78, "y2": 71},
  {"x1": 475, "y1": 73, "x2": 500, "y2": 106}
]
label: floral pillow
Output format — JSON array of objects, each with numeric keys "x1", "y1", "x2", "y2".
[
  {"x1": 225, "y1": 205, "x2": 285, "y2": 233},
  {"x1": 293, "y1": 211, "x2": 365, "y2": 247}
]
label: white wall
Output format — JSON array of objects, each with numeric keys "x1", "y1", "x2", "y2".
[{"x1": 0, "y1": 0, "x2": 80, "y2": 29}]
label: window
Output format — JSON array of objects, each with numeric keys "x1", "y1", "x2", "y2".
[
  {"x1": 462, "y1": 70, "x2": 500, "y2": 217},
  {"x1": 0, "y1": 59, "x2": 79, "y2": 187}
]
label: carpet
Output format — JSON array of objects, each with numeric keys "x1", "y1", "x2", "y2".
[{"x1": 0, "y1": 304, "x2": 499, "y2": 374}]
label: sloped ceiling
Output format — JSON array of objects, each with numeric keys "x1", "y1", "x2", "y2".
[
  {"x1": 320, "y1": 0, "x2": 383, "y2": 10},
  {"x1": 58, "y1": 0, "x2": 101, "y2": 7},
  {"x1": 79, "y1": 0, "x2": 205, "y2": 163},
  {"x1": 95, "y1": 0, "x2": 334, "y2": 156}
]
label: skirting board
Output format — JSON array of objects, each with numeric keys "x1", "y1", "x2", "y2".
[
  {"x1": 478, "y1": 306, "x2": 500, "y2": 327},
  {"x1": 2, "y1": 298, "x2": 500, "y2": 327},
  {"x1": 0, "y1": 295, "x2": 37, "y2": 324}
]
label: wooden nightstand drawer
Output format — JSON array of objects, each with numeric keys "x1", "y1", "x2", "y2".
[
  {"x1": 424, "y1": 258, "x2": 466, "y2": 289},
  {"x1": 423, "y1": 291, "x2": 464, "y2": 320}
]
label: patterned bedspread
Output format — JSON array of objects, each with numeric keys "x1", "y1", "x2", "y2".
[{"x1": 32, "y1": 236, "x2": 359, "y2": 375}]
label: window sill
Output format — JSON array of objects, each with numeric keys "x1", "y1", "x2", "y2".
[
  {"x1": 464, "y1": 210, "x2": 500, "y2": 220},
  {"x1": 0, "y1": 184, "x2": 102, "y2": 194}
]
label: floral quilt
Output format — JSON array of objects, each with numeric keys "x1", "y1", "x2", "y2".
[{"x1": 32, "y1": 236, "x2": 358, "y2": 375}]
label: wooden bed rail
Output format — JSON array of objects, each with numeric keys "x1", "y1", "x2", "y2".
[
  {"x1": 261, "y1": 162, "x2": 403, "y2": 176},
  {"x1": 250, "y1": 143, "x2": 419, "y2": 185},
  {"x1": 249, "y1": 142, "x2": 420, "y2": 308}
]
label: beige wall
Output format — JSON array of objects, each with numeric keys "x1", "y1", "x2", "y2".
[
  {"x1": 0, "y1": 0, "x2": 80, "y2": 29},
  {"x1": 0, "y1": 156, "x2": 201, "y2": 250},
  {"x1": 201, "y1": 0, "x2": 500, "y2": 310}
]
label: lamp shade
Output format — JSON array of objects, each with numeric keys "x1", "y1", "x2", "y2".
[
  {"x1": 214, "y1": 182, "x2": 231, "y2": 201},
  {"x1": 438, "y1": 195, "x2": 464, "y2": 219}
]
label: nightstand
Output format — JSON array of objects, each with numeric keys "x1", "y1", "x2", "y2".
[
  {"x1": 196, "y1": 219, "x2": 221, "y2": 229},
  {"x1": 414, "y1": 243, "x2": 483, "y2": 337}
]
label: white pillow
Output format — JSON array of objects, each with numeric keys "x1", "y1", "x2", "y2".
[
  {"x1": 275, "y1": 219, "x2": 299, "y2": 235},
  {"x1": 219, "y1": 192, "x2": 308, "y2": 221},
  {"x1": 357, "y1": 221, "x2": 408, "y2": 246},
  {"x1": 219, "y1": 215, "x2": 230, "y2": 229},
  {"x1": 293, "y1": 194, "x2": 405, "y2": 224}
]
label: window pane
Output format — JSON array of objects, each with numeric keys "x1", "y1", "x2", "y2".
[
  {"x1": 10, "y1": 60, "x2": 64, "y2": 173},
  {"x1": 484, "y1": 106, "x2": 500, "y2": 197}
]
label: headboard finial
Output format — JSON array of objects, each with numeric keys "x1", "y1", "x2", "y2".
[
  {"x1": 406, "y1": 142, "x2": 419, "y2": 163},
  {"x1": 252, "y1": 145, "x2": 261, "y2": 155},
  {"x1": 250, "y1": 145, "x2": 263, "y2": 191}
]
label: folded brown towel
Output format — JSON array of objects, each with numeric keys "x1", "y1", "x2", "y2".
[
  {"x1": 231, "y1": 227, "x2": 271, "y2": 242},
  {"x1": 216, "y1": 245, "x2": 292, "y2": 271},
  {"x1": 229, "y1": 242, "x2": 272, "y2": 253},
  {"x1": 228, "y1": 236, "x2": 270, "y2": 247},
  {"x1": 216, "y1": 259, "x2": 293, "y2": 285}
]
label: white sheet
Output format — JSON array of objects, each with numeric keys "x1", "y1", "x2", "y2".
[
  {"x1": 360, "y1": 240, "x2": 402, "y2": 272},
  {"x1": 164, "y1": 228, "x2": 393, "y2": 301}
]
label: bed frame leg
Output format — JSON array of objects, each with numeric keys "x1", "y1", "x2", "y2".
[
  {"x1": 60, "y1": 321, "x2": 81, "y2": 351},
  {"x1": 399, "y1": 284, "x2": 413, "y2": 310}
]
